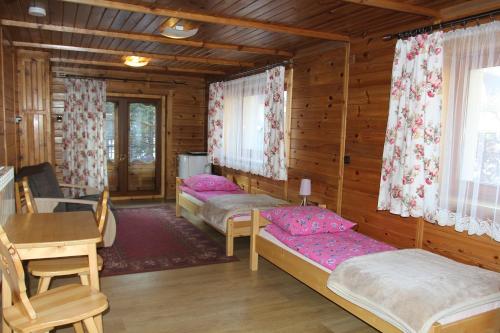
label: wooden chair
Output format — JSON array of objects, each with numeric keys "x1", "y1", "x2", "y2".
[
  {"x1": 28, "y1": 188, "x2": 110, "y2": 294},
  {"x1": 14, "y1": 177, "x2": 38, "y2": 214},
  {"x1": 0, "y1": 225, "x2": 108, "y2": 333}
]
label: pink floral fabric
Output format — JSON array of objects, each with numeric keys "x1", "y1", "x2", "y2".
[
  {"x1": 263, "y1": 66, "x2": 287, "y2": 180},
  {"x1": 265, "y1": 224, "x2": 396, "y2": 271},
  {"x1": 62, "y1": 78, "x2": 107, "y2": 195},
  {"x1": 183, "y1": 174, "x2": 241, "y2": 192},
  {"x1": 180, "y1": 185, "x2": 244, "y2": 202},
  {"x1": 207, "y1": 82, "x2": 224, "y2": 165},
  {"x1": 378, "y1": 32, "x2": 443, "y2": 219},
  {"x1": 261, "y1": 206, "x2": 356, "y2": 236}
]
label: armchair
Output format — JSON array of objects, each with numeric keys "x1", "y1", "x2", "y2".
[{"x1": 16, "y1": 162, "x2": 116, "y2": 247}]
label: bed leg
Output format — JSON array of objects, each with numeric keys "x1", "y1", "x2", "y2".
[
  {"x1": 226, "y1": 220, "x2": 234, "y2": 256},
  {"x1": 250, "y1": 209, "x2": 260, "y2": 271},
  {"x1": 175, "y1": 177, "x2": 182, "y2": 217}
]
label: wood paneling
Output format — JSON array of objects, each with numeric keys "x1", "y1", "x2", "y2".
[
  {"x1": 51, "y1": 69, "x2": 206, "y2": 199},
  {"x1": 342, "y1": 36, "x2": 500, "y2": 271},
  {"x1": 17, "y1": 50, "x2": 52, "y2": 167},
  {"x1": 0, "y1": 28, "x2": 18, "y2": 168}
]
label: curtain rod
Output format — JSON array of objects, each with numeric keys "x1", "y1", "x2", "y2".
[
  {"x1": 384, "y1": 9, "x2": 499, "y2": 41},
  {"x1": 208, "y1": 60, "x2": 292, "y2": 84},
  {"x1": 56, "y1": 73, "x2": 188, "y2": 85}
]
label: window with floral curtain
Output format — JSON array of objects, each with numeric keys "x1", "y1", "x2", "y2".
[
  {"x1": 437, "y1": 21, "x2": 500, "y2": 241},
  {"x1": 207, "y1": 66, "x2": 287, "y2": 180}
]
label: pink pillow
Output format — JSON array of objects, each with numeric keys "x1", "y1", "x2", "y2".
[
  {"x1": 183, "y1": 174, "x2": 241, "y2": 192},
  {"x1": 261, "y1": 206, "x2": 356, "y2": 236}
]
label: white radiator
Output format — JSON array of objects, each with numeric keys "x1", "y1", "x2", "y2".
[{"x1": 0, "y1": 166, "x2": 15, "y2": 226}]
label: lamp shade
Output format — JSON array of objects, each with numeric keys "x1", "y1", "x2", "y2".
[{"x1": 299, "y1": 179, "x2": 311, "y2": 196}]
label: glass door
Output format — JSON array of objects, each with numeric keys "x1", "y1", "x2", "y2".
[{"x1": 105, "y1": 98, "x2": 161, "y2": 196}]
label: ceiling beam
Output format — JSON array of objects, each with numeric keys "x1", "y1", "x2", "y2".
[
  {"x1": 12, "y1": 41, "x2": 254, "y2": 67},
  {"x1": 339, "y1": 0, "x2": 440, "y2": 18},
  {"x1": 1, "y1": 19, "x2": 293, "y2": 57},
  {"x1": 440, "y1": 0, "x2": 500, "y2": 21},
  {"x1": 58, "y1": 0, "x2": 350, "y2": 42},
  {"x1": 50, "y1": 58, "x2": 225, "y2": 75}
]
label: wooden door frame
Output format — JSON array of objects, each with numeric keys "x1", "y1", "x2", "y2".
[{"x1": 107, "y1": 92, "x2": 166, "y2": 200}]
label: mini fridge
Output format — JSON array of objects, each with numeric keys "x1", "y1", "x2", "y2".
[{"x1": 178, "y1": 152, "x2": 211, "y2": 179}]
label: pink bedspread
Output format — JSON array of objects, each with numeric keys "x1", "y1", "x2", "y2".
[
  {"x1": 265, "y1": 224, "x2": 396, "y2": 271},
  {"x1": 180, "y1": 185, "x2": 244, "y2": 202}
]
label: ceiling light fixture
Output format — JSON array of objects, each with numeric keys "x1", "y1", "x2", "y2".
[
  {"x1": 160, "y1": 18, "x2": 199, "y2": 39},
  {"x1": 28, "y1": 1, "x2": 46, "y2": 17},
  {"x1": 123, "y1": 56, "x2": 150, "y2": 67}
]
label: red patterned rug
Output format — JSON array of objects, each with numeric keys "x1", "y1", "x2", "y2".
[{"x1": 98, "y1": 205, "x2": 237, "y2": 277}]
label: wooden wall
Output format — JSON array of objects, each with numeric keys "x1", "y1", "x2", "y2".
[
  {"x1": 51, "y1": 67, "x2": 206, "y2": 199},
  {"x1": 219, "y1": 45, "x2": 348, "y2": 209},
  {"x1": 0, "y1": 28, "x2": 18, "y2": 168},
  {"x1": 342, "y1": 37, "x2": 499, "y2": 272}
]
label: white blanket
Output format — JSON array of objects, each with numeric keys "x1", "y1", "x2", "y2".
[
  {"x1": 327, "y1": 249, "x2": 500, "y2": 333},
  {"x1": 200, "y1": 194, "x2": 287, "y2": 232}
]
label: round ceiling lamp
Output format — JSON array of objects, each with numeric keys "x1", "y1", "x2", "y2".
[
  {"x1": 123, "y1": 56, "x2": 150, "y2": 67},
  {"x1": 28, "y1": 1, "x2": 46, "y2": 17},
  {"x1": 160, "y1": 18, "x2": 199, "y2": 39}
]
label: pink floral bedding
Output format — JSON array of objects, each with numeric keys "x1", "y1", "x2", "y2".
[
  {"x1": 180, "y1": 185, "x2": 244, "y2": 202},
  {"x1": 183, "y1": 174, "x2": 241, "y2": 192},
  {"x1": 261, "y1": 206, "x2": 356, "y2": 235},
  {"x1": 265, "y1": 224, "x2": 396, "y2": 271}
]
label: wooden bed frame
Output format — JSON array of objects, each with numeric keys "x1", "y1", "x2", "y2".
[
  {"x1": 175, "y1": 176, "x2": 255, "y2": 257},
  {"x1": 249, "y1": 209, "x2": 500, "y2": 333}
]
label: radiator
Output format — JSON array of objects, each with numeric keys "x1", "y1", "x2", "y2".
[{"x1": 0, "y1": 166, "x2": 15, "y2": 226}]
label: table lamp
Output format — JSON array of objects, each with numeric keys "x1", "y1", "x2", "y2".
[{"x1": 300, "y1": 178, "x2": 311, "y2": 206}]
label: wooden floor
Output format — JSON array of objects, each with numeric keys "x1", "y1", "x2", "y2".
[{"x1": 4, "y1": 201, "x2": 378, "y2": 333}]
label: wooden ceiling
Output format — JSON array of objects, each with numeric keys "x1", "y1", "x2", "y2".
[{"x1": 1, "y1": 0, "x2": 497, "y2": 78}]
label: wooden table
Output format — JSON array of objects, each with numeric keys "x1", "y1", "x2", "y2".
[{"x1": 2, "y1": 211, "x2": 103, "y2": 333}]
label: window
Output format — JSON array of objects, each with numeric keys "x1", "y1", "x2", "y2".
[
  {"x1": 208, "y1": 66, "x2": 287, "y2": 180},
  {"x1": 104, "y1": 102, "x2": 116, "y2": 161},
  {"x1": 462, "y1": 66, "x2": 500, "y2": 185}
]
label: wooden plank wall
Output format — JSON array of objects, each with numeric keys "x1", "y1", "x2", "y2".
[
  {"x1": 0, "y1": 28, "x2": 18, "y2": 168},
  {"x1": 342, "y1": 37, "x2": 499, "y2": 271},
  {"x1": 51, "y1": 68, "x2": 206, "y2": 199},
  {"x1": 17, "y1": 50, "x2": 52, "y2": 167},
  {"x1": 219, "y1": 45, "x2": 348, "y2": 209}
]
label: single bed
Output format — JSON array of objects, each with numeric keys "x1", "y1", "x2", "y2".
[
  {"x1": 249, "y1": 209, "x2": 500, "y2": 333},
  {"x1": 176, "y1": 176, "x2": 285, "y2": 256}
]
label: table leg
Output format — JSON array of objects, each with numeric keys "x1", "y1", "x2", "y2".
[
  {"x1": 2, "y1": 273, "x2": 13, "y2": 333},
  {"x1": 87, "y1": 244, "x2": 103, "y2": 333}
]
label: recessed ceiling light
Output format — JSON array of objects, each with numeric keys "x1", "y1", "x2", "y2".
[
  {"x1": 160, "y1": 18, "x2": 199, "y2": 39},
  {"x1": 123, "y1": 56, "x2": 150, "y2": 67}
]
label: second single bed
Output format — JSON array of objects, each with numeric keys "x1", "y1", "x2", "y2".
[{"x1": 249, "y1": 206, "x2": 500, "y2": 333}]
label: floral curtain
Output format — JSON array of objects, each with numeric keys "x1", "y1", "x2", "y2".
[
  {"x1": 263, "y1": 66, "x2": 287, "y2": 180},
  {"x1": 378, "y1": 32, "x2": 443, "y2": 219},
  {"x1": 62, "y1": 78, "x2": 108, "y2": 195},
  {"x1": 207, "y1": 82, "x2": 224, "y2": 165},
  {"x1": 437, "y1": 22, "x2": 500, "y2": 241}
]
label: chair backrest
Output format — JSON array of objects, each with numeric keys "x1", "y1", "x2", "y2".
[
  {"x1": 14, "y1": 178, "x2": 38, "y2": 214},
  {"x1": 95, "y1": 187, "x2": 109, "y2": 235},
  {"x1": 0, "y1": 226, "x2": 37, "y2": 319}
]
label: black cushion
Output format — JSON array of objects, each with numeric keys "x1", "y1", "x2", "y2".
[{"x1": 16, "y1": 162, "x2": 64, "y2": 198}]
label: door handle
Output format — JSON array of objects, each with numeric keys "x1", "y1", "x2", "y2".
[{"x1": 119, "y1": 154, "x2": 128, "y2": 162}]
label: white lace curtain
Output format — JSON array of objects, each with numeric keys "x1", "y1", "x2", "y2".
[
  {"x1": 437, "y1": 22, "x2": 500, "y2": 241},
  {"x1": 207, "y1": 66, "x2": 287, "y2": 180},
  {"x1": 63, "y1": 78, "x2": 108, "y2": 194}
]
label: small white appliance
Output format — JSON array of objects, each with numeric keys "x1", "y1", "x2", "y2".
[
  {"x1": 178, "y1": 152, "x2": 211, "y2": 179},
  {"x1": 0, "y1": 166, "x2": 14, "y2": 228}
]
